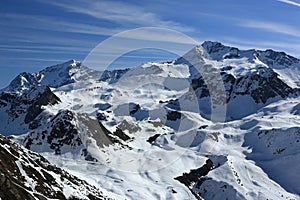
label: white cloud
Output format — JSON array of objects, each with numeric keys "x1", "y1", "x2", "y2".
[
  {"x1": 38, "y1": 0, "x2": 194, "y2": 33},
  {"x1": 0, "y1": 13, "x2": 123, "y2": 36},
  {"x1": 239, "y1": 20, "x2": 300, "y2": 38},
  {"x1": 0, "y1": 44, "x2": 90, "y2": 52},
  {"x1": 12, "y1": 57, "x2": 69, "y2": 63},
  {"x1": 278, "y1": 0, "x2": 300, "y2": 7},
  {"x1": 82, "y1": 27, "x2": 200, "y2": 70},
  {"x1": 117, "y1": 28, "x2": 199, "y2": 45},
  {"x1": 2, "y1": 14, "x2": 198, "y2": 45},
  {"x1": 0, "y1": 14, "x2": 199, "y2": 68}
]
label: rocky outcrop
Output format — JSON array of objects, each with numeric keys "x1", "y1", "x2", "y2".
[
  {"x1": 24, "y1": 86, "x2": 60, "y2": 123},
  {"x1": 190, "y1": 66, "x2": 298, "y2": 105},
  {"x1": 23, "y1": 110, "x2": 121, "y2": 159},
  {"x1": 166, "y1": 43, "x2": 300, "y2": 120},
  {"x1": 175, "y1": 159, "x2": 214, "y2": 200},
  {"x1": 0, "y1": 135, "x2": 112, "y2": 200},
  {"x1": 175, "y1": 159, "x2": 214, "y2": 187},
  {"x1": 23, "y1": 110, "x2": 82, "y2": 155},
  {"x1": 0, "y1": 85, "x2": 60, "y2": 135},
  {"x1": 99, "y1": 68, "x2": 130, "y2": 83},
  {"x1": 233, "y1": 68, "x2": 298, "y2": 103}
]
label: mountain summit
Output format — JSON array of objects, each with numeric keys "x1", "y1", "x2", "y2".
[
  {"x1": 2, "y1": 60, "x2": 102, "y2": 94},
  {"x1": 0, "y1": 41, "x2": 299, "y2": 199}
]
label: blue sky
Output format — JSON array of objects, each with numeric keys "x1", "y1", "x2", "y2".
[{"x1": 1, "y1": 0, "x2": 300, "y2": 88}]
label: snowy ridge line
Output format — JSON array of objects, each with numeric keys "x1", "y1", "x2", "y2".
[
  {"x1": 0, "y1": 134, "x2": 115, "y2": 200},
  {"x1": 0, "y1": 41, "x2": 299, "y2": 199}
]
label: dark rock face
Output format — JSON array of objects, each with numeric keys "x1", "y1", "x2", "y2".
[
  {"x1": 23, "y1": 110, "x2": 120, "y2": 158},
  {"x1": 126, "y1": 103, "x2": 149, "y2": 121},
  {"x1": 96, "y1": 112, "x2": 108, "y2": 121},
  {"x1": 24, "y1": 110, "x2": 82, "y2": 155},
  {"x1": 201, "y1": 41, "x2": 300, "y2": 67},
  {"x1": 147, "y1": 134, "x2": 161, "y2": 144},
  {"x1": 175, "y1": 159, "x2": 214, "y2": 187},
  {"x1": 167, "y1": 63, "x2": 300, "y2": 121},
  {"x1": 221, "y1": 73, "x2": 236, "y2": 103},
  {"x1": 21, "y1": 107, "x2": 129, "y2": 161},
  {"x1": 99, "y1": 68, "x2": 130, "y2": 83},
  {"x1": 233, "y1": 69, "x2": 298, "y2": 104},
  {"x1": 129, "y1": 103, "x2": 141, "y2": 116},
  {"x1": 166, "y1": 110, "x2": 181, "y2": 121},
  {"x1": 191, "y1": 68, "x2": 298, "y2": 105},
  {"x1": 201, "y1": 41, "x2": 242, "y2": 61},
  {"x1": 0, "y1": 85, "x2": 60, "y2": 135},
  {"x1": 0, "y1": 135, "x2": 112, "y2": 200},
  {"x1": 164, "y1": 109, "x2": 182, "y2": 131},
  {"x1": 113, "y1": 127, "x2": 131, "y2": 141},
  {"x1": 190, "y1": 77, "x2": 210, "y2": 98},
  {"x1": 0, "y1": 94, "x2": 10, "y2": 107},
  {"x1": 4, "y1": 72, "x2": 38, "y2": 93},
  {"x1": 117, "y1": 120, "x2": 141, "y2": 133},
  {"x1": 24, "y1": 86, "x2": 60, "y2": 123},
  {"x1": 175, "y1": 159, "x2": 214, "y2": 200},
  {"x1": 81, "y1": 114, "x2": 117, "y2": 148},
  {"x1": 48, "y1": 110, "x2": 81, "y2": 154},
  {"x1": 0, "y1": 92, "x2": 24, "y2": 120},
  {"x1": 259, "y1": 49, "x2": 299, "y2": 67},
  {"x1": 175, "y1": 156, "x2": 233, "y2": 200}
]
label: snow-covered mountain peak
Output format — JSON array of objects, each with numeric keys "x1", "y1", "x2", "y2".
[
  {"x1": 1, "y1": 41, "x2": 300, "y2": 199},
  {"x1": 259, "y1": 49, "x2": 299, "y2": 67},
  {"x1": 134, "y1": 62, "x2": 190, "y2": 78},
  {"x1": 38, "y1": 59, "x2": 101, "y2": 87},
  {"x1": 187, "y1": 41, "x2": 300, "y2": 87},
  {"x1": 174, "y1": 45, "x2": 208, "y2": 65},
  {"x1": 3, "y1": 60, "x2": 102, "y2": 94},
  {"x1": 201, "y1": 41, "x2": 229, "y2": 53},
  {"x1": 200, "y1": 41, "x2": 241, "y2": 61},
  {"x1": 254, "y1": 49, "x2": 300, "y2": 87},
  {"x1": 40, "y1": 59, "x2": 84, "y2": 76},
  {"x1": 200, "y1": 41, "x2": 300, "y2": 66},
  {"x1": 3, "y1": 72, "x2": 38, "y2": 94}
]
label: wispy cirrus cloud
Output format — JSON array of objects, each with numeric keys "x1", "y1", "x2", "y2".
[
  {"x1": 0, "y1": 14, "x2": 199, "y2": 59},
  {"x1": 37, "y1": 0, "x2": 194, "y2": 33},
  {"x1": 0, "y1": 13, "x2": 124, "y2": 36},
  {"x1": 0, "y1": 0, "x2": 198, "y2": 68},
  {"x1": 1, "y1": 13, "x2": 198, "y2": 45},
  {"x1": 238, "y1": 20, "x2": 300, "y2": 38},
  {"x1": 0, "y1": 44, "x2": 90, "y2": 54},
  {"x1": 4, "y1": 57, "x2": 69, "y2": 63},
  {"x1": 278, "y1": 0, "x2": 300, "y2": 7}
]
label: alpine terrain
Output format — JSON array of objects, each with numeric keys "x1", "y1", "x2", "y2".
[{"x1": 0, "y1": 41, "x2": 299, "y2": 200}]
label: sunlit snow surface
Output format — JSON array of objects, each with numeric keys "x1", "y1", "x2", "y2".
[
  {"x1": 39, "y1": 60, "x2": 300, "y2": 199},
  {"x1": 3, "y1": 42, "x2": 300, "y2": 199}
]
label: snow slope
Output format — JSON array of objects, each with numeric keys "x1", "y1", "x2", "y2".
[
  {"x1": 0, "y1": 41, "x2": 299, "y2": 199},
  {"x1": 0, "y1": 134, "x2": 116, "y2": 200}
]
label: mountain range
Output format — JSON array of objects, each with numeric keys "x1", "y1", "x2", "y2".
[{"x1": 0, "y1": 41, "x2": 299, "y2": 199}]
